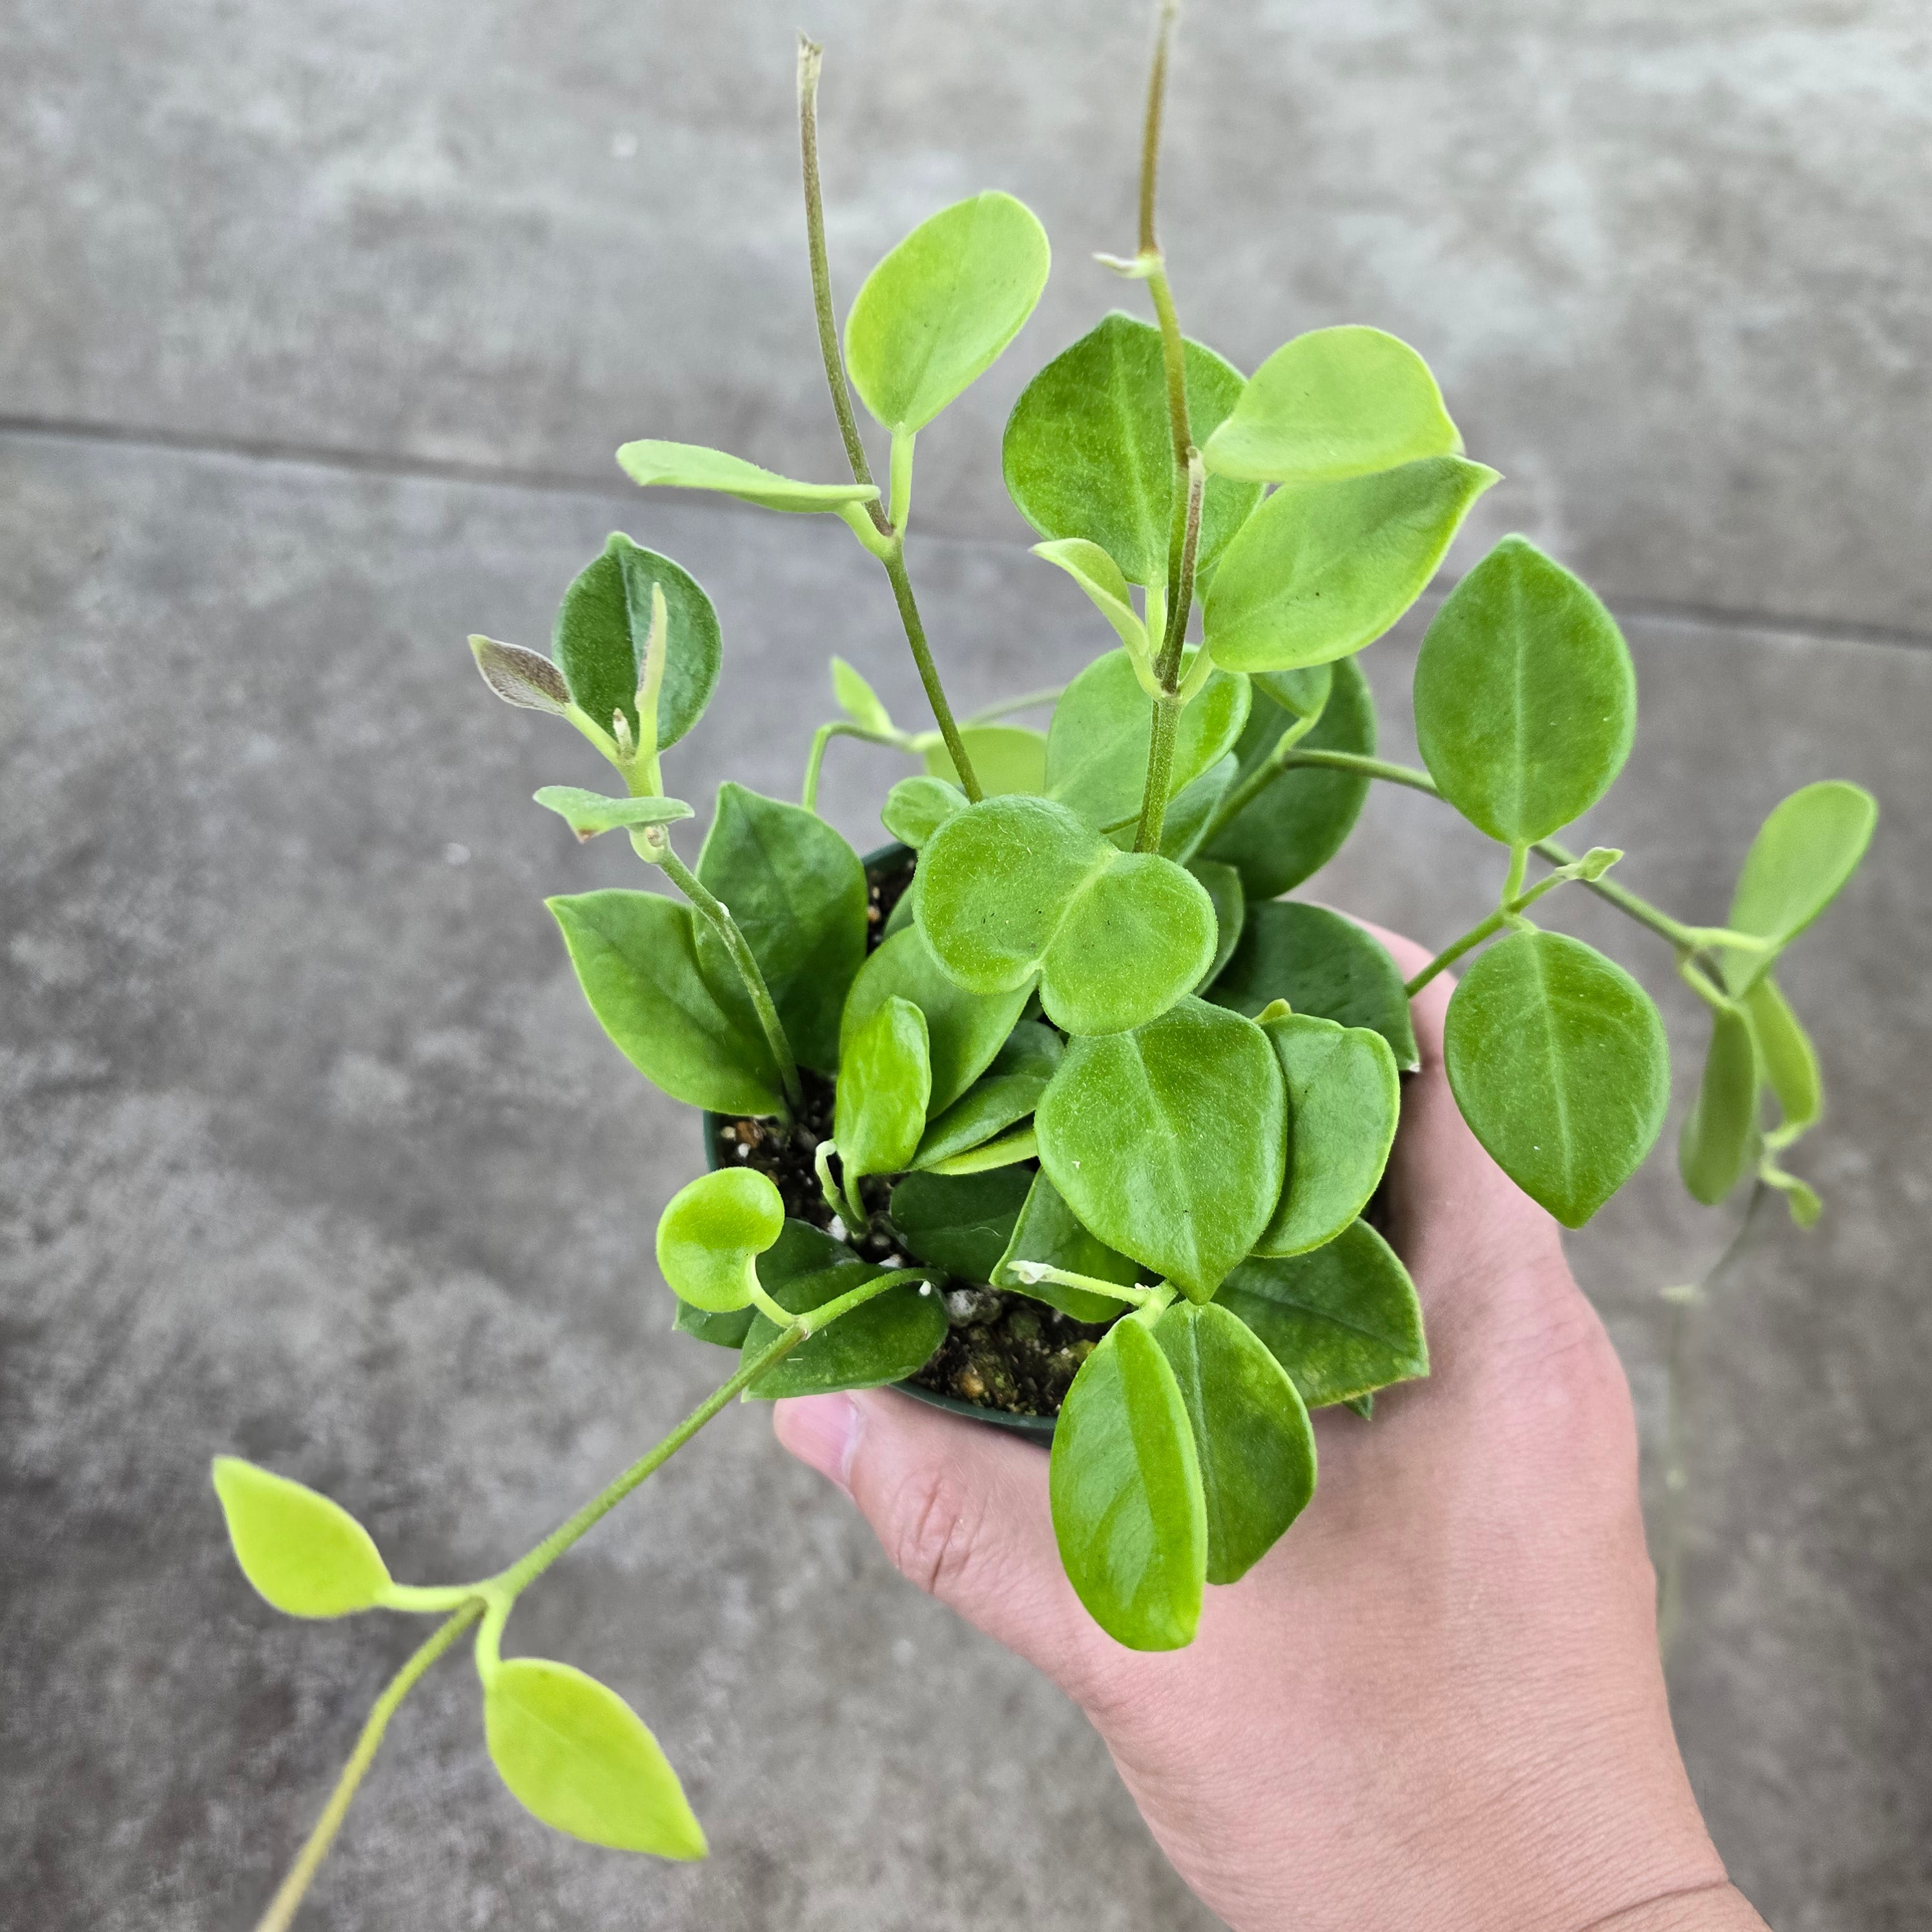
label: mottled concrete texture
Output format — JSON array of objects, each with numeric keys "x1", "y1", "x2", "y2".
[{"x1": 2, "y1": 1, "x2": 1928, "y2": 1928}]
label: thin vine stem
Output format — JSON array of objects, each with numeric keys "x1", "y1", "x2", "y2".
[{"x1": 881, "y1": 547, "x2": 985, "y2": 803}]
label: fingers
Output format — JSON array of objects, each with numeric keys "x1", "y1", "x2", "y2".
[{"x1": 772, "y1": 1390, "x2": 1107, "y2": 1695}]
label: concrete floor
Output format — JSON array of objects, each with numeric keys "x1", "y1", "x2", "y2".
[{"x1": 2, "y1": 2, "x2": 1927, "y2": 1927}]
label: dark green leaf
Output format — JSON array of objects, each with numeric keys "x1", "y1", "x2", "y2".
[
  {"x1": 1151, "y1": 1302, "x2": 1317, "y2": 1585},
  {"x1": 993, "y1": 1169, "x2": 1144, "y2": 1322},
  {"x1": 1743, "y1": 978, "x2": 1821, "y2": 1136},
  {"x1": 673, "y1": 1300, "x2": 755, "y2": 1348},
  {"x1": 835, "y1": 996, "x2": 930, "y2": 1185},
  {"x1": 1003, "y1": 313, "x2": 1262, "y2": 585},
  {"x1": 911, "y1": 1020, "x2": 1063, "y2": 1168},
  {"x1": 1215, "y1": 1220, "x2": 1428, "y2": 1408},
  {"x1": 921, "y1": 723, "x2": 1048, "y2": 796},
  {"x1": 889, "y1": 1166, "x2": 1033, "y2": 1282},
  {"x1": 615, "y1": 439, "x2": 879, "y2": 513},
  {"x1": 1188, "y1": 859, "x2": 1246, "y2": 991},
  {"x1": 654, "y1": 1168, "x2": 784, "y2": 1311},
  {"x1": 1049, "y1": 1318, "x2": 1205, "y2": 1650},
  {"x1": 1036, "y1": 997, "x2": 1284, "y2": 1299},
  {"x1": 533, "y1": 786, "x2": 694, "y2": 841},
  {"x1": 211, "y1": 1458, "x2": 391, "y2": 1618},
  {"x1": 1444, "y1": 930, "x2": 1669, "y2": 1227},
  {"x1": 882, "y1": 776, "x2": 967, "y2": 850},
  {"x1": 1208, "y1": 899, "x2": 1418, "y2": 1071},
  {"x1": 1678, "y1": 1005, "x2": 1760, "y2": 1206},
  {"x1": 1719, "y1": 781, "x2": 1878, "y2": 992}
]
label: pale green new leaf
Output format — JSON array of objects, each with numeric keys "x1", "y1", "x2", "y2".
[
  {"x1": 910, "y1": 1020, "x2": 1062, "y2": 1169},
  {"x1": 1743, "y1": 978, "x2": 1821, "y2": 1138},
  {"x1": 832, "y1": 655, "x2": 896, "y2": 734},
  {"x1": 1679, "y1": 1005, "x2": 1760, "y2": 1206},
  {"x1": 211, "y1": 1457, "x2": 391, "y2": 1618},
  {"x1": 533, "y1": 787, "x2": 694, "y2": 841},
  {"x1": 1718, "y1": 781, "x2": 1878, "y2": 993},
  {"x1": 654, "y1": 1168, "x2": 785, "y2": 1311},
  {"x1": 882, "y1": 775, "x2": 968, "y2": 850},
  {"x1": 835, "y1": 995, "x2": 930, "y2": 1186},
  {"x1": 1033, "y1": 538, "x2": 1149, "y2": 656},
  {"x1": 615, "y1": 439, "x2": 879, "y2": 513},
  {"x1": 920, "y1": 723, "x2": 1048, "y2": 797}
]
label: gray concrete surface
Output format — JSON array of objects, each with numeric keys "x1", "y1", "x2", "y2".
[{"x1": 2, "y1": 0, "x2": 1927, "y2": 1927}]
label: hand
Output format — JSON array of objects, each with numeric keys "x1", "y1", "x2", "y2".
[{"x1": 774, "y1": 922, "x2": 1766, "y2": 1932}]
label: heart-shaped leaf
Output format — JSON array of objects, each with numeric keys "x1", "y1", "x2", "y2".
[
  {"x1": 889, "y1": 1166, "x2": 1033, "y2": 1282},
  {"x1": 1215, "y1": 1220, "x2": 1428, "y2": 1408},
  {"x1": 1032, "y1": 538, "x2": 1149, "y2": 657},
  {"x1": 1049, "y1": 1317, "x2": 1206, "y2": 1650},
  {"x1": 910, "y1": 1020, "x2": 1063, "y2": 1168},
  {"x1": 553, "y1": 535, "x2": 720, "y2": 750},
  {"x1": 471, "y1": 636, "x2": 573, "y2": 715},
  {"x1": 1718, "y1": 781, "x2": 1878, "y2": 993},
  {"x1": 533, "y1": 787, "x2": 695, "y2": 841},
  {"x1": 920, "y1": 723, "x2": 1049, "y2": 797},
  {"x1": 211, "y1": 1458, "x2": 391, "y2": 1618},
  {"x1": 882, "y1": 775, "x2": 968, "y2": 850},
  {"x1": 1743, "y1": 978, "x2": 1820, "y2": 1137},
  {"x1": 1003, "y1": 313, "x2": 1262, "y2": 586},
  {"x1": 1257, "y1": 1012, "x2": 1400, "y2": 1257},
  {"x1": 1208, "y1": 899, "x2": 1418, "y2": 1071},
  {"x1": 1444, "y1": 930, "x2": 1669, "y2": 1227},
  {"x1": 1413, "y1": 535, "x2": 1636, "y2": 845},
  {"x1": 832, "y1": 655, "x2": 896, "y2": 734},
  {"x1": 835, "y1": 996, "x2": 930, "y2": 1186},
  {"x1": 549, "y1": 890, "x2": 783, "y2": 1116},
  {"x1": 1678, "y1": 1004, "x2": 1760, "y2": 1206},
  {"x1": 695, "y1": 783, "x2": 867, "y2": 1075},
  {"x1": 1203, "y1": 457, "x2": 1497, "y2": 673},
  {"x1": 484, "y1": 1657, "x2": 706, "y2": 1858},
  {"x1": 1188, "y1": 859, "x2": 1246, "y2": 991},
  {"x1": 1045, "y1": 646, "x2": 1250, "y2": 830},
  {"x1": 844, "y1": 191, "x2": 1051, "y2": 433},
  {"x1": 615, "y1": 439, "x2": 879, "y2": 514},
  {"x1": 1201, "y1": 325, "x2": 1462, "y2": 483},
  {"x1": 1036, "y1": 996, "x2": 1284, "y2": 1299},
  {"x1": 1202, "y1": 655, "x2": 1378, "y2": 898},
  {"x1": 654, "y1": 1168, "x2": 785, "y2": 1311},
  {"x1": 1151, "y1": 1301, "x2": 1317, "y2": 1585},
  {"x1": 993, "y1": 1169, "x2": 1145, "y2": 1322},
  {"x1": 916, "y1": 796, "x2": 1217, "y2": 1036}
]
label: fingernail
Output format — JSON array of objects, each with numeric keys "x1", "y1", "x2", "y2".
[{"x1": 772, "y1": 1392, "x2": 859, "y2": 1495}]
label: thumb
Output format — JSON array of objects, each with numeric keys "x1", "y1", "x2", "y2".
[{"x1": 773, "y1": 1389, "x2": 1107, "y2": 1695}]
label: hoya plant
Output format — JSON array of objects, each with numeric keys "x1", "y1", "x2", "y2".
[{"x1": 216, "y1": 8, "x2": 1875, "y2": 1924}]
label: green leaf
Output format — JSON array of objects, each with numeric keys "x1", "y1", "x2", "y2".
[
  {"x1": 533, "y1": 786, "x2": 695, "y2": 842},
  {"x1": 845, "y1": 191, "x2": 1051, "y2": 433},
  {"x1": 739, "y1": 1221, "x2": 946, "y2": 1397},
  {"x1": 889, "y1": 1166, "x2": 1033, "y2": 1282},
  {"x1": 1045, "y1": 646, "x2": 1251, "y2": 830},
  {"x1": 832, "y1": 655, "x2": 896, "y2": 734},
  {"x1": 484, "y1": 1657, "x2": 706, "y2": 1858},
  {"x1": 1257, "y1": 1012, "x2": 1401, "y2": 1257},
  {"x1": 1203, "y1": 655, "x2": 1377, "y2": 898},
  {"x1": 1188, "y1": 859, "x2": 1246, "y2": 991},
  {"x1": 911, "y1": 1020, "x2": 1063, "y2": 1168},
  {"x1": 882, "y1": 775, "x2": 967, "y2": 850},
  {"x1": 1679, "y1": 1005, "x2": 1760, "y2": 1206},
  {"x1": 1201, "y1": 325, "x2": 1462, "y2": 483},
  {"x1": 211, "y1": 1457, "x2": 391, "y2": 1618},
  {"x1": 1003, "y1": 313, "x2": 1262, "y2": 585},
  {"x1": 1762, "y1": 1161, "x2": 1822, "y2": 1229},
  {"x1": 1413, "y1": 535, "x2": 1636, "y2": 845},
  {"x1": 842, "y1": 925, "x2": 1034, "y2": 1115},
  {"x1": 1743, "y1": 978, "x2": 1821, "y2": 1137},
  {"x1": 1203, "y1": 457, "x2": 1497, "y2": 673},
  {"x1": 1151, "y1": 1302, "x2": 1317, "y2": 1585},
  {"x1": 654, "y1": 1168, "x2": 785, "y2": 1311},
  {"x1": 553, "y1": 534, "x2": 720, "y2": 748},
  {"x1": 918, "y1": 1124, "x2": 1038, "y2": 1175},
  {"x1": 1215, "y1": 1220, "x2": 1428, "y2": 1408},
  {"x1": 835, "y1": 996, "x2": 930, "y2": 1186},
  {"x1": 673, "y1": 1299, "x2": 755, "y2": 1349},
  {"x1": 615, "y1": 438, "x2": 879, "y2": 514},
  {"x1": 1149, "y1": 752, "x2": 1238, "y2": 864},
  {"x1": 1208, "y1": 899, "x2": 1418, "y2": 1071},
  {"x1": 471, "y1": 635, "x2": 573, "y2": 715},
  {"x1": 1719, "y1": 781, "x2": 1878, "y2": 992},
  {"x1": 915, "y1": 795, "x2": 1217, "y2": 1037},
  {"x1": 993, "y1": 1169, "x2": 1144, "y2": 1322},
  {"x1": 1251, "y1": 663, "x2": 1333, "y2": 721},
  {"x1": 1049, "y1": 1318, "x2": 1206, "y2": 1650},
  {"x1": 549, "y1": 890, "x2": 783, "y2": 1116},
  {"x1": 1036, "y1": 997, "x2": 1285, "y2": 1299},
  {"x1": 920, "y1": 723, "x2": 1047, "y2": 797},
  {"x1": 695, "y1": 783, "x2": 867, "y2": 1075},
  {"x1": 1444, "y1": 930, "x2": 1669, "y2": 1227},
  {"x1": 1032, "y1": 538, "x2": 1149, "y2": 657}
]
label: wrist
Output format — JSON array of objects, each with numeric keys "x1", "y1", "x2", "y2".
[{"x1": 1581, "y1": 1882, "x2": 1767, "y2": 1932}]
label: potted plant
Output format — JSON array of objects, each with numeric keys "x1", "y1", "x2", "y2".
[{"x1": 211, "y1": 6, "x2": 1875, "y2": 1923}]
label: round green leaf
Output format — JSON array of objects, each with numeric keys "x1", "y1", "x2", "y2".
[
  {"x1": 889, "y1": 1166, "x2": 1033, "y2": 1282},
  {"x1": 920, "y1": 723, "x2": 1048, "y2": 797},
  {"x1": 552, "y1": 534, "x2": 721, "y2": 750},
  {"x1": 1043, "y1": 853, "x2": 1218, "y2": 1036},
  {"x1": 211, "y1": 1457, "x2": 391, "y2": 1618},
  {"x1": 882, "y1": 775, "x2": 969, "y2": 850},
  {"x1": 1002, "y1": 313, "x2": 1262, "y2": 586},
  {"x1": 1208, "y1": 898, "x2": 1418, "y2": 1071},
  {"x1": 1413, "y1": 535, "x2": 1636, "y2": 845},
  {"x1": 992, "y1": 1169, "x2": 1145, "y2": 1323},
  {"x1": 844, "y1": 191, "x2": 1050, "y2": 433},
  {"x1": 1202, "y1": 655, "x2": 1377, "y2": 899},
  {"x1": 1215, "y1": 1220, "x2": 1428, "y2": 1408},
  {"x1": 1045, "y1": 646, "x2": 1251, "y2": 830},
  {"x1": 1257, "y1": 1013, "x2": 1400, "y2": 1257},
  {"x1": 533, "y1": 787, "x2": 694, "y2": 842},
  {"x1": 615, "y1": 439, "x2": 879, "y2": 513},
  {"x1": 1049, "y1": 1318, "x2": 1206, "y2": 1651},
  {"x1": 1743, "y1": 977, "x2": 1821, "y2": 1136},
  {"x1": 835, "y1": 995, "x2": 931, "y2": 1186},
  {"x1": 655, "y1": 1169, "x2": 785, "y2": 1311},
  {"x1": 1202, "y1": 325, "x2": 1462, "y2": 484},
  {"x1": 1203, "y1": 457, "x2": 1497, "y2": 673},
  {"x1": 1036, "y1": 996, "x2": 1285, "y2": 1299},
  {"x1": 1678, "y1": 1005, "x2": 1760, "y2": 1206},
  {"x1": 1718, "y1": 781, "x2": 1878, "y2": 993},
  {"x1": 485, "y1": 1656, "x2": 706, "y2": 1858},
  {"x1": 1444, "y1": 930, "x2": 1669, "y2": 1227},
  {"x1": 1151, "y1": 1301, "x2": 1317, "y2": 1585}
]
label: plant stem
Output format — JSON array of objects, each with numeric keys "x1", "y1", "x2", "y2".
[
  {"x1": 1403, "y1": 848, "x2": 1609, "y2": 994},
  {"x1": 1133, "y1": 458, "x2": 1204, "y2": 854},
  {"x1": 1194, "y1": 712, "x2": 1319, "y2": 850},
  {"x1": 648, "y1": 838, "x2": 805, "y2": 1115},
  {"x1": 880, "y1": 546, "x2": 984, "y2": 802},
  {"x1": 254, "y1": 1601, "x2": 483, "y2": 1932},
  {"x1": 801, "y1": 719, "x2": 905, "y2": 812}
]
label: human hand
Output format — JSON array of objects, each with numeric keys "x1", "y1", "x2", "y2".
[{"x1": 773, "y1": 921, "x2": 1765, "y2": 1932}]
